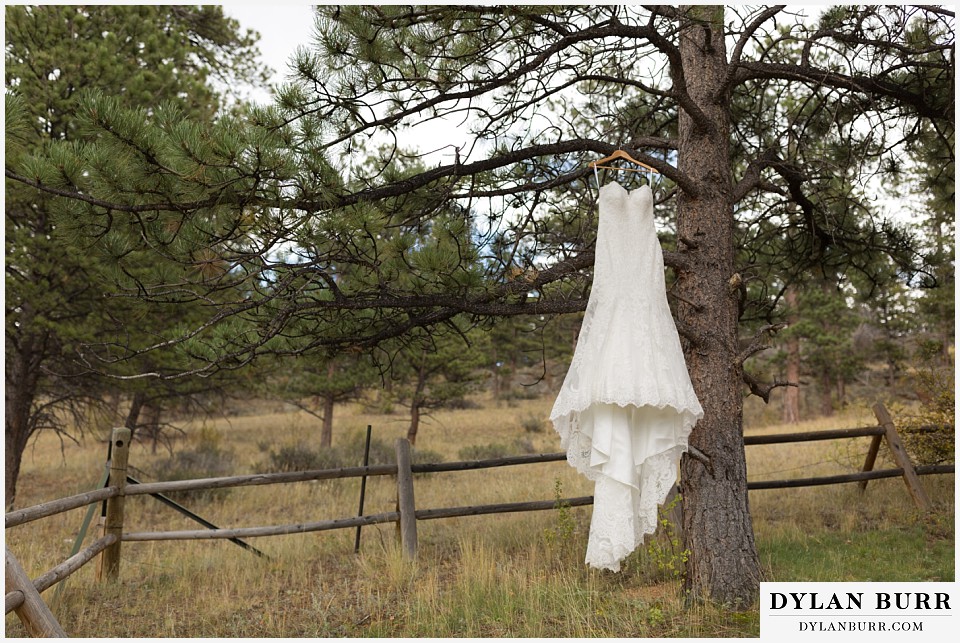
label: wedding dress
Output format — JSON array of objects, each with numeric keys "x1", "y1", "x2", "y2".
[{"x1": 550, "y1": 182, "x2": 703, "y2": 572}]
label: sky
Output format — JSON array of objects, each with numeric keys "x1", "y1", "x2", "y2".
[
  {"x1": 223, "y1": 3, "x2": 469, "y2": 163},
  {"x1": 222, "y1": 3, "x2": 318, "y2": 105}
]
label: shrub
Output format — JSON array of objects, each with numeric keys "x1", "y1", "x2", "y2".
[
  {"x1": 641, "y1": 493, "x2": 690, "y2": 583},
  {"x1": 457, "y1": 437, "x2": 535, "y2": 461},
  {"x1": 342, "y1": 430, "x2": 395, "y2": 465},
  {"x1": 267, "y1": 444, "x2": 327, "y2": 472},
  {"x1": 410, "y1": 446, "x2": 445, "y2": 466},
  {"x1": 262, "y1": 430, "x2": 445, "y2": 475},
  {"x1": 341, "y1": 430, "x2": 442, "y2": 464},
  {"x1": 520, "y1": 413, "x2": 546, "y2": 434},
  {"x1": 900, "y1": 347, "x2": 955, "y2": 466},
  {"x1": 500, "y1": 387, "x2": 541, "y2": 402},
  {"x1": 543, "y1": 478, "x2": 577, "y2": 557},
  {"x1": 152, "y1": 427, "x2": 236, "y2": 503},
  {"x1": 441, "y1": 397, "x2": 482, "y2": 410}
]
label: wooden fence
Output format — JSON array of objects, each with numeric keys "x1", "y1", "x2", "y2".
[{"x1": 5, "y1": 402, "x2": 953, "y2": 636}]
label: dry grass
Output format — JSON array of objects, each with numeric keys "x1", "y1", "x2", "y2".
[{"x1": 5, "y1": 395, "x2": 953, "y2": 637}]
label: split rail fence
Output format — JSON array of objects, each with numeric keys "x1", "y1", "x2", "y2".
[{"x1": 5, "y1": 402, "x2": 953, "y2": 636}]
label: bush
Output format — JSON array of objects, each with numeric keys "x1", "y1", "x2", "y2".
[
  {"x1": 441, "y1": 397, "x2": 482, "y2": 410},
  {"x1": 457, "y1": 437, "x2": 535, "y2": 461},
  {"x1": 500, "y1": 387, "x2": 541, "y2": 402},
  {"x1": 411, "y1": 446, "x2": 445, "y2": 466},
  {"x1": 152, "y1": 427, "x2": 236, "y2": 503},
  {"x1": 267, "y1": 444, "x2": 328, "y2": 472},
  {"x1": 261, "y1": 430, "x2": 445, "y2": 475},
  {"x1": 520, "y1": 413, "x2": 546, "y2": 434},
  {"x1": 900, "y1": 343, "x2": 955, "y2": 466},
  {"x1": 342, "y1": 430, "x2": 445, "y2": 470},
  {"x1": 342, "y1": 430, "x2": 396, "y2": 465}
]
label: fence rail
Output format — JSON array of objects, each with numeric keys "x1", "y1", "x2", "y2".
[
  {"x1": 747, "y1": 464, "x2": 953, "y2": 490},
  {"x1": 5, "y1": 402, "x2": 954, "y2": 637},
  {"x1": 743, "y1": 425, "x2": 884, "y2": 445},
  {"x1": 123, "y1": 511, "x2": 402, "y2": 542},
  {"x1": 5, "y1": 487, "x2": 118, "y2": 529}
]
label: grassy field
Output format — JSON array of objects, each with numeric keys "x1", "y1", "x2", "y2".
[{"x1": 5, "y1": 395, "x2": 954, "y2": 637}]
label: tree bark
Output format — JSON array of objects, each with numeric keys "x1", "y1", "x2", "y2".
[
  {"x1": 5, "y1": 431, "x2": 26, "y2": 511},
  {"x1": 407, "y1": 401, "x2": 421, "y2": 446},
  {"x1": 675, "y1": 5, "x2": 761, "y2": 606},
  {"x1": 145, "y1": 403, "x2": 162, "y2": 455},
  {"x1": 783, "y1": 287, "x2": 801, "y2": 424},
  {"x1": 125, "y1": 391, "x2": 146, "y2": 437},
  {"x1": 320, "y1": 393, "x2": 335, "y2": 448},
  {"x1": 4, "y1": 327, "x2": 47, "y2": 509},
  {"x1": 407, "y1": 359, "x2": 428, "y2": 446},
  {"x1": 819, "y1": 371, "x2": 834, "y2": 417}
]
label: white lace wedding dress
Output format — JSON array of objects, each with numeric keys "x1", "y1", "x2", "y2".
[{"x1": 550, "y1": 182, "x2": 703, "y2": 572}]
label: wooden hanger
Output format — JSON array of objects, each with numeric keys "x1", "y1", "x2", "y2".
[{"x1": 588, "y1": 149, "x2": 659, "y2": 174}]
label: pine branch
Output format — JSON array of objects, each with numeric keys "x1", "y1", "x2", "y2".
[
  {"x1": 642, "y1": 7, "x2": 715, "y2": 133},
  {"x1": 4, "y1": 169, "x2": 226, "y2": 214},
  {"x1": 730, "y1": 148, "x2": 780, "y2": 203},
  {"x1": 742, "y1": 370, "x2": 796, "y2": 403},
  {"x1": 737, "y1": 323, "x2": 788, "y2": 365},
  {"x1": 295, "y1": 17, "x2": 678, "y2": 151},
  {"x1": 9, "y1": 135, "x2": 698, "y2": 214},
  {"x1": 733, "y1": 61, "x2": 953, "y2": 123},
  {"x1": 726, "y1": 6, "x2": 788, "y2": 82}
]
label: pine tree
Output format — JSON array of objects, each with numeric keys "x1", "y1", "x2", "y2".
[
  {"x1": 780, "y1": 282, "x2": 866, "y2": 416},
  {"x1": 265, "y1": 352, "x2": 377, "y2": 448},
  {"x1": 3, "y1": 5, "x2": 266, "y2": 506},
  {"x1": 384, "y1": 322, "x2": 491, "y2": 445}
]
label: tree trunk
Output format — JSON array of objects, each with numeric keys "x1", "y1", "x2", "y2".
[
  {"x1": 819, "y1": 372, "x2": 834, "y2": 417},
  {"x1": 783, "y1": 287, "x2": 801, "y2": 424},
  {"x1": 5, "y1": 429, "x2": 26, "y2": 511},
  {"x1": 407, "y1": 401, "x2": 421, "y2": 446},
  {"x1": 885, "y1": 355, "x2": 898, "y2": 388},
  {"x1": 407, "y1": 359, "x2": 428, "y2": 446},
  {"x1": 4, "y1": 329, "x2": 47, "y2": 509},
  {"x1": 145, "y1": 404, "x2": 162, "y2": 455},
  {"x1": 125, "y1": 391, "x2": 146, "y2": 437},
  {"x1": 491, "y1": 344, "x2": 501, "y2": 400},
  {"x1": 675, "y1": 5, "x2": 761, "y2": 606},
  {"x1": 320, "y1": 393, "x2": 335, "y2": 448}
]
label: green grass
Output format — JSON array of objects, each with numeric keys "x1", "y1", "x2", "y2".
[
  {"x1": 760, "y1": 523, "x2": 954, "y2": 583},
  {"x1": 4, "y1": 397, "x2": 954, "y2": 637},
  {"x1": 357, "y1": 537, "x2": 760, "y2": 638}
]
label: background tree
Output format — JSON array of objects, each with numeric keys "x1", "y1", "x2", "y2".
[
  {"x1": 487, "y1": 312, "x2": 580, "y2": 400},
  {"x1": 780, "y1": 282, "x2": 866, "y2": 416},
  {"x1": 265, "y1": 352, "x2": 377, "y2": 448},
  {"x1": 385, "y1": 322, "x2": 491, "y2": 445},
  {"x1": 3, "y1": 5, "x2": 266, "y2": 506},
  {"x1": 7, "y1": 5, "x2": 953, "y2": 605},
  {"x1": 907, "y1": 117, "x2": 955, "y2": 365}
]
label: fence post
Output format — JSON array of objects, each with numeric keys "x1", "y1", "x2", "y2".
[
  {"x1": 857, "y1": 433, "x2": 884, "y2": 493},
  {"x1": 97, "y1": 427, "x2": 131, "y2": 581},
  {"x1": 872, "y1": 403, "x2": 932, "y2": 512},
  {"x1": 354, "y1": 424, "x2": 373, "y2": 554},
  {"x1": 6, "y1": 546, "x2": 68, "y2": 637},
  {"x1": 394, "y1": 438, "x2": 418, "y2": 559}
]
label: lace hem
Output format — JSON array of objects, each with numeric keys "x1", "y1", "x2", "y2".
[
  {"x1": 551, "y1": 402, "x2": 695, "y2": 572},
  {"x1": 584, "y1": 448, "x2": 683, "y2": 571}
]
